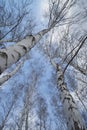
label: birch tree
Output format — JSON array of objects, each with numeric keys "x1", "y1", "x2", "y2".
[
  {"x1": 0, "y1": 0, "x2": 77, "y2": 75},
  {"x1": 0, "y1": 0, "x2": 87, "y2": 129},
  {"x1": 50, "y1": 60, "x2": 86, "y2": 130},
  {"x1": 56, "y1": 64, "x2": 86, "y2": 130},
  {"x1": 43, "y1": 24, "x2": 87, "y2": 130}
]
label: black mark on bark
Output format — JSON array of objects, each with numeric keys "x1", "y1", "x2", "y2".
[
  {"x1": 19, "y1": 45, "x2": 27, "y2": 52},
  {"x1": 14, "y1": 50, "x2": 21, "y2": 60}
]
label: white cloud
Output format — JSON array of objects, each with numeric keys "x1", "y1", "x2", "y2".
[{"x1": 39, "y1": 0, "x2": 49, "y2": 22}]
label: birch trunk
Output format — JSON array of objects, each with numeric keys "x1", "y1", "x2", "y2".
[
  {"x1": 0, "y1": 61, "x2": 23, "y2": 85},
  {"x1": 56, "y1": 64, "x2": 86, "y2": 130},
  {"x1": 0, "y1": 29, "x2": 49, "y2": 74}
]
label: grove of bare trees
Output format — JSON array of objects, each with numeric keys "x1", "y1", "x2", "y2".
[{"x1": 0, "y1": 0, "x2": 87, "y2": 130}]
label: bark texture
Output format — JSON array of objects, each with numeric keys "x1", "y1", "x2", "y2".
[
  {"x1": 0, "y1": 61, "x2": 23, "y2": 85},
  {"x1": 0, "y1": 29, "x2": 49, "y2": 74},
  {"x1": 56, "y1": 64, "x2": 86, "y2": 130}
]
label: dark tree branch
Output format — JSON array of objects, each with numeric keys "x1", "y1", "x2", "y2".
[{"x1": 63, "y1": 34, "x2": 87, "y2": 74}]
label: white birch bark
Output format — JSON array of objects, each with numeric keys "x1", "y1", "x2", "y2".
[
  {"x1": 56, "y1": 64, "x2": 86, "y2": 130},
  {"x1": 49, "y1": 59, "x2": 86, "y2": 129},
  {"x1": 0, "y1": 29, "x2": 49, "y2": 74},
  {"x1": 0, "y1": 61, "x2": 24, "y2": 85}
]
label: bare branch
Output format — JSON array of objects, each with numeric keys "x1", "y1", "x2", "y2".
[
  {"x1": 0, "y1": 14, "x2": 25, "y2": 40},
  {"x1": 48, "y1": 0, "x2": 77, "y2": 29},
  {"x1": 63, "y1": 34, "x2": 87, "y2": 74},
  {"x1": 0, "y1": 0, "x2": 34, "y2": 43}
]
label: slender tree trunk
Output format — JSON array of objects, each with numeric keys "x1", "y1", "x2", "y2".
[
  {"x1": 0, "y1": 29, "x2": 50, "y2": 74},
  {"x1": 56, "y1": 64, "x2": 86, "y2": 130},
  {"x1": 43, "y1": 120, "x2": 46, "y2": 130},
  {"x1": 25, "y1": 112, "x2": 28, "y2": 130},
  {"x1": 40, "y1": 116, "x2": 42, "y2": 130}
]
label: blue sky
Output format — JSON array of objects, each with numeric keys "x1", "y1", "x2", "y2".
[
  {"x1": 32, "y1": 0, "x2": 49, "y2": 30},
  {"x1": 32, "y1": 0, "x2": 48, "y2": 19}
]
